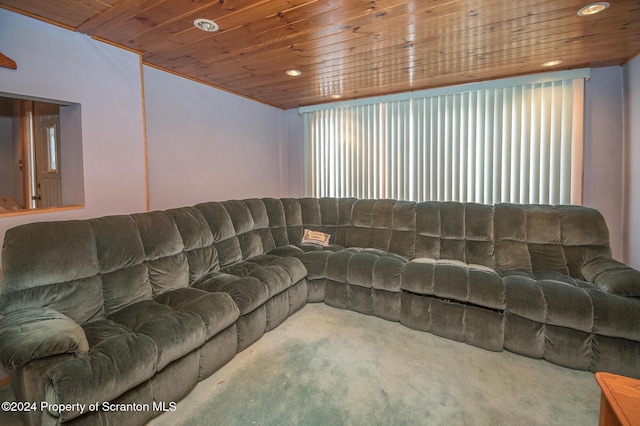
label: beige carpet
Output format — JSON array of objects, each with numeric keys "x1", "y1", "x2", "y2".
[{"x1": 0, "y1": 303, "x2": 601, "y2": 425}]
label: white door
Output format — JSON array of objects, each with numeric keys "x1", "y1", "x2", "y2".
[{"x1": 33, "y1": 102, "x2": 62, "y2": 208}]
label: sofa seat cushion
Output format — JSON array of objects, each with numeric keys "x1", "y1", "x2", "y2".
[
  {"x1": 106, "y1": 300, "x2": 207, "y2": 371},
  {"x1": 267, "y1": 245, "x2": 338, "y2": 281},
  {"x1": 265, "y1": 243, "x2": 344, "y2": 255},
  {"x1": 46, "y1": 328, "x2": 157, "y2": 422},
  {"x1": 322, "y1": 248, "x2": 407, "y2": 292},
  {"x1": 402, "y1": 258, "x2": 505, "y2": 310},
  {"x1": 154, "y1": 287, "x2": 240, "y2": 340},
  {"x1": 243, "y1": 254, "x2": 307, "y2": 282},
  {"x1": 266, "y1": 245, "x2": 305, "y2": 257},
  {"x1": 296, "y1": 251, "x2": 333, "y2": 280},
  {"x1": 297, "y1": 243, "x2": 345, "y2": 252},
  {"x1": 222, "y1": 255, "x2": 307, "y2": 297},
  {"x1": 192, "y1": 271, "x2": 268, "y2": 315}
]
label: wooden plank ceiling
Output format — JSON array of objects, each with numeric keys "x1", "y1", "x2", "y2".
[{"x1": 1, "y1": 0, "x2": 639, "y2": 109}]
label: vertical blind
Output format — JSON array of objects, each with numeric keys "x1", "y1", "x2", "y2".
[{"x1": 302, "y1": 72, "x2": 586, "y2": 205}]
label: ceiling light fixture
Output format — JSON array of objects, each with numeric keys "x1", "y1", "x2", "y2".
[
  {"x1": 542, "y1": 59, "x2": 563, "y2": 67},
  {"x1": 330, "y1": 94, "x2": 342, "y2": 99},
  {"x1": 286, "y1": 69, "x2": 302, "y2": 77},
  {"x1": 577, "y1": 2, "x2": 610, "y2": 16},
  {"x1": 194, "y1": 18, "x2": 219, "y2": 32}
]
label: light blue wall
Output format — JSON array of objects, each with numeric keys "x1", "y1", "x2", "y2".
[
  {"x1": 0, "y1": 9, "x2": 146, "y2": 265},
  {"x1": 143, "y1": 66, "x2": 287, "y2": 210},
  {"x1": 584, "y1": 67, "x2": 625, "y2": 260},
  {"x1": 624, "y1": 55, "x2": 640, "y2": 269},
  {"x1": 285, "y1": 109, "x2": 305, "y2": 197}
]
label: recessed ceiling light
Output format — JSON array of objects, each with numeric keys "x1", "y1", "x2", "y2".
[
  {"x1": 286, "y1": 69, "x2": 302, "y2": 77},
  {"x1": 194, "y1": 18, "x2": 219, "y2": 32},
  {"x1": 330, "y1": 94, "x2": 342, "y2": 99},
  {"x1": 542, "y1": 60, "x2": 563, "y2": 67},
  {"x1": 577, "y1": 2, "x2": 610, "y2": 16}
]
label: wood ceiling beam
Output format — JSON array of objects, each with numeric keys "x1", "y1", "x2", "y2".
[{"x1": 0, "y1": 52, "x2": 17, "y2": 70}]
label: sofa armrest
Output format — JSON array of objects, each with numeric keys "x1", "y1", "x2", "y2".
[
  {"x1": 581, "y1": 257, "x2": 640, "y2": 297},
  {"x1": 0, "y1": 307, "x2": 89, "y2": 369}
]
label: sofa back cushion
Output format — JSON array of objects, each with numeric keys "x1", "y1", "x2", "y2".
[
  {"x1": 282, "y1": 198, "x2": 304, "y2": 243},
  {"x1": 262, "y1": 198, "x2": 289, "y2": 246},
  {"x1": 194, "y1": 200, "x2": 279, "y2": 266},
  {"x1": 1, "y1": 209, "x2": 209, "y2": 322},
  {"x1": 132, "y1": 211, "x2": 189, "y2": 294},
  {"x1": 89, "y1": 215, "x2": 150, "y2": 316},
  {"x1": 493, "y1": 204, "x2": 532, "y2": 274},
  {"x1": 1, "y1": 221, "x2": 104, "y2": 324},
  {"x1": 346, "y1": 199, "x2": 416, "y2": 259},
  {"x1": 91, "y1": 211, "x2": 192, "y2": 315},
  {"x1": 415, "y1": 202, "x2": 495, "y2": 268},
  {"x1": 493, "y1": 204, "x2": 611, "y2": 276},
  {"x1": 195, "y1": 201, "x2": 244, "y2": 268},
  {"x1": 262, "y1": 197, "x2": 355, "y2": 247},
  {"x1": 549, "y1": 205, "x2": 611, "y2": 278},
  {"x1": 167, "y1": 206, "x2": 218, "y2": 283},
  {"x1": 243, "y1": 198, "x2": 278, "y2": 253},
  {"x1": 298, "y1": 197, "x2": 354, "y2": 245},
  {"x1": 222, "y1": 200, "x2": 262, "y2": 260}
]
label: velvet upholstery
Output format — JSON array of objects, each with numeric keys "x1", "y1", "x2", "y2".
[
  {"x1": 1, "y1": 198, "x2": 638, "y2": 426},
  {"x1": 0, "y1": 308, "x2": 88, "y2": 370}
]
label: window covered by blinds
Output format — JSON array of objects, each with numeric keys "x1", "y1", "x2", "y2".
[{"x1": 301, "y1": 72, "x2": 586, "y2": 205}]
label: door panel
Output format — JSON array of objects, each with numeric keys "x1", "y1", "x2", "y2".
[{"x1": 33, "y1": 102, "x2": 62, "y2": 208}]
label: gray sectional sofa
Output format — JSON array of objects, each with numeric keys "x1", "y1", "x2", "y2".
[{"x1": 1, "y1": 197, "x2": 639, "y2": 425}]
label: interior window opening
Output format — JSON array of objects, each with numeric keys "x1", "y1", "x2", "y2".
[{"x1": 0, "y1": 94, "x2": 84, "y2": 214}]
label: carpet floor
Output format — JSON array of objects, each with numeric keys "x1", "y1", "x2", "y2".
[
  {"x1": 151, "y1": 303, "x2": 600, "y2": 426},
  {"x1": 0, "y1": 303, "x2": 601, "y2": 425}
]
